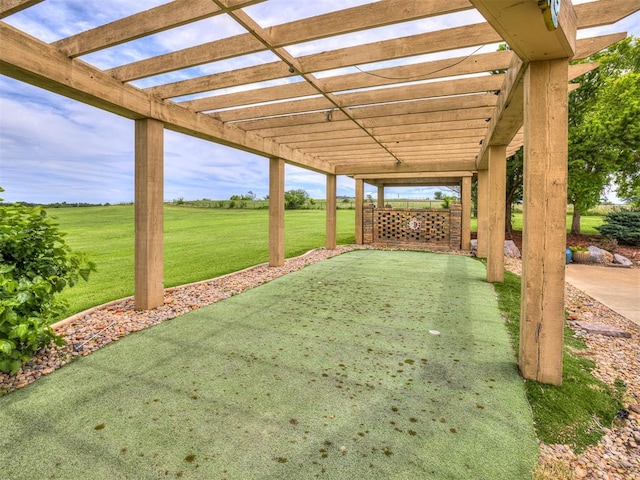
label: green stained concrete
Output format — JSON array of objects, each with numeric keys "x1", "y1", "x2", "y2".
[{"x1": 0, "y1": 251, "x2": 537, "y2": 479}]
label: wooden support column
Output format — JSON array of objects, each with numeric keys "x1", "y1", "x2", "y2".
[
  {"x1": 461, "y1": 176, "x2": 472, "y2": 250},
  {"x1": 355, "y1": 178, "x2": 364, "y2": 244},
  {"x1": 326, "y1": 174, "x2": 337, "y2": 250},
  {"x1": 519, "y1": 59, "x2": 569, "y2": 386},
  {"x1": 476, "y1": 168, "x2": 489, "y2": 258},
  {"x1": 134, "y1": 118, "x2": 164, "y2": 310},
  {"x1": 269, "y1": 157, "x2": 285, "y2": 267},
  {"x1": 377, "y1": 186, "x2": 385, "y2": 208},
  {"x1": 487, "y1": 145, "x2": 507, "y2": 283}
]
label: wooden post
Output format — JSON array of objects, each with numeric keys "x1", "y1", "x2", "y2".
[
  {"x1": 134, "y1": 118, "x2": 164, "y2": 310},
  {"x1": 355, "y1": 178, "x2": 364, "y2": 244},
  {"x1": 519, "y1": 59, "x2": 568, "y2": 386},
  {"x1": 461, "y1": 176, "x2": 472, "y2": 250},
  {"x1": 487, "y1": 145, "x2": 507, "y2": 283},
  {"x1": 269, "y1": 157, "x2": 285, "y2": 266},
  {"x1": 326, "y1": 173, "x2": 337, "y2": 250},
  {"x1": 476, "y1": 168, "x2": 489, "y2": 258},
  {"x1": 377, "y1": 186, "x2": 385, "y2": 208}
]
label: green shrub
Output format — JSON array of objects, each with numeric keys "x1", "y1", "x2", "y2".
[
  {"x1": 441, "y1": 196, "x2": 457, "y2": 209},
  {"x1": 0, "y1": 191, "x2": 95, "y2": 373},
  {"x1": 284, "y1": 189, "x2": 310, "y2": 210},
  {"x1": 596, "y1": 211, "x2": 640, "y2": 246}
]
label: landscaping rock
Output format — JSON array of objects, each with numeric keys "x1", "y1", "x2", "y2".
[
  {"x1": 470, "y1": 239, "x2": 477, "y2": 251},
  {"x1": 613, "y1": 254, "x2": 633, "y2": 267},
  {"x1": 588, "y1": 245, "x2": 611, "y2": 264},
  {"x1": 574, "y1": 321, "x2": 631, "y2": 338},
  {"x1": 504, "y1": 240, "x2": 520, "y2": 258}
]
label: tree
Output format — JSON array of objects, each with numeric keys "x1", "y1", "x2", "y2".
[
  {"x1": 0, "y1": 188, "x2": 96, "y2": 373},
  {"x1": 567, "y1": 37, "x2": 640, "y2": 233},
  {"x1": 505, "y1": 149, "x2": 524, "y2": 235},
  {"x1": 499, "y1": 39, "x2": 639, "y2": 234},
  {"x1": 284, "y1": 189, "x2": 310, "y2": 210},
  {"x1": 592, "y1": 73, "x2": 640, "y2": 204}
]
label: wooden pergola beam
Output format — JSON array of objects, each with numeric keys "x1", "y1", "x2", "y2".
[
  {"x1": 353, "y1": 171, "x2": 474, "y2": 180},
  {"x1": 328, "y1": 153, "x2": 475, "y2": 163},
  {"x1": 326, "y1": 174, "x2": 337, "y2": 250},
  {"x1": 265, "y1": 121, "x2": 489, "y2": 145},
  {"x1": 335, "y1": 160, "x2": 478, "y2": 175},
  {"x1": 52, "y1": 0, "x2": 265, "y2": 57},
  {"x1": 147, "y1": 38, "x2": 507, "y2": 103},
  {"x1": 134, "y1": 118, "x2": 164, "y2": 310},
  {"x1": 363, "y1": 178, "x2": 465, "y2": 187},
  {"x1": 298, "y1": 22, "x2": 501, "y2": 74},
  {"x1": 0, "y1": 22, "x2": 334, "y2": 175},
  {"x1": 470, "y1": 0, "x2": 576, "y2": 61},
  {"x1": 266, "y1": 0, "x2": 473, "y2": 47},
  {"x1": 298, "y1": 142, "x2": 481, "y2": 155},
  {"x1": 204, "y1": 75, "x2": 504, "y2": 121},
  {"x1": 0, "y1": 0, "x2": 42, "y2": 18},
  {"x1": 575, "y1": 0, "x2": 640, "y2": 30},
  {"x1": 269, "y1": 158, "x2": 285, "y2": 267},
  {"x1": 109, "y1": 1, "x2": 480, "y2": 83},
  {"x1": 177, "y1": 22, "x2": 498, "y2": 95},
  {"x1": 237, "y1": 95, "x2": 497, "y2": 133},
  {"x1": 178, "y1": 51, "x2": 511, "y2": 110},
  {"x1": 353, "y1": 171, "x2": 474, "y2": 188}
]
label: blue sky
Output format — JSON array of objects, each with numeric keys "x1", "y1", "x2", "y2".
[{"x1": 0, "y1": 1, "x2": 638, "y2": 204}]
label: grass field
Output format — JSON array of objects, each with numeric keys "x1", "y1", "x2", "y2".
[
  {"x1": 50, "y1": 205, "x2": 355, "y2": 317},
  {"x1": 49, "y1": 205, "x2": 605, "y2": 317}
]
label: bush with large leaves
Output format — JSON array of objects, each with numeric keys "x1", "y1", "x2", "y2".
[{"x1": 0, "y1": 190, "x2": 95, "y2": 373}]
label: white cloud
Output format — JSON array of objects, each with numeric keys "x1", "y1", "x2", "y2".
[{"x1": 1, "y1": 2, "x2": 638, "y2": 206}]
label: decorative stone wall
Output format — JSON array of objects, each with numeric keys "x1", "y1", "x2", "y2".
[{"x1": 363, "y1": 203, "x2": 462, "y2": 250}]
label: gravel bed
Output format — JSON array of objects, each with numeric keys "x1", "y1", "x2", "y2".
[
  {"x1": 506, "y1": 258, "x2": 640, "y2": 480},
  {"x1": 2, "y1": 249, "x2": 637, "y2": 479}
]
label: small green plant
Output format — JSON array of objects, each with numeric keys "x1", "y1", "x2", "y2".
[
  {"x1": 596, "y1": 211, "x2": 640, "y2": 246},
  {"x1": 0, "y1": 189, "x2": 95, "y2": 373},
  {"x1": 440, "y1": 196, "x2": 457, "y2": 209},
  {"x1": 569, "y1": 245, "x2": 588, "y2": 252}
]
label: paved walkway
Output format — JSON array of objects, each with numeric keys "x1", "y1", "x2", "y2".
[{"x1": 565, "y1": 264, "x2": 640, "y2": 326}]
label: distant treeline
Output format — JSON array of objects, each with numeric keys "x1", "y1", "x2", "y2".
[{"x1": 0, "y1": 201, "x2": 131, "y2": 208}]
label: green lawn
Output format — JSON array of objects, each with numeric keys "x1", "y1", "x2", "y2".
[
  {"x1": 51, "y1": 205, "x2": 604, "y2": 318},
  {"x1": 50, "y1": 206, "x2": 355, "y2": 317}
]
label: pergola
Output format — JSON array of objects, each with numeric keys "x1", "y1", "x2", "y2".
[{"x1": 1, "y1": 0, "x2": 637, "y2": 385}]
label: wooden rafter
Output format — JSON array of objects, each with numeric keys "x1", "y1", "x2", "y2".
[
  {"x1": 0, "y1": 22, "x2": 332, "y2": 174},
  {"x1": 0, "y1": 0, "x2": 42, "y2": 19},
  {"x1": 52, "y1": 0, "x2": 265, "y2": 57},
  {"x1": 2, "y1": 0, "x2": 636, "y2": 176},
  {"x1": 108, "y1": 1, "x2": 479, "y2": 82},
  {"x1": 209, "y1": 75, "x2": 503, "y2": 122}
]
